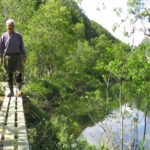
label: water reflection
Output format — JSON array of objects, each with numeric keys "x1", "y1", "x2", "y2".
[{"x1": 82, "y1": 104, "x2": 150, "y2": 149}]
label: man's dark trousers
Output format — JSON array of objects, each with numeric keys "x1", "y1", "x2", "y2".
[{"x1": 4, "y1": 54, "x2": 23, "y2": 95}]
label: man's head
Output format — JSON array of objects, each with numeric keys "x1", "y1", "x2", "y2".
[{"x1": 6, "y1": 19, "x2": 15, "y2": 34}]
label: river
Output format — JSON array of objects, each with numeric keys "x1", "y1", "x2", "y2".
[{"x1": 82, "y1": 103, "x2": 150, "y2": 149}]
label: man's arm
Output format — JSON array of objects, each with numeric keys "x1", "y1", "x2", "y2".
[
  {"x1": 0, "y1": 35, "x2": 5, "y2": 64},
  {"x1": 19, "y1": 35, "x2": 26, "y2": 63},
  {"x1": 20, "y1": 35, "x2": 26, "y2": 56}
]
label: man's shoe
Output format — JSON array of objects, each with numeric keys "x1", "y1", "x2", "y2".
[{"x1": 16, "y1": 90, "x2": 22, "y2": 97}]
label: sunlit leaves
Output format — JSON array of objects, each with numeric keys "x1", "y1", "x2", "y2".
[{"x1": 127, "y1": 0, "x2": 144, "y2": 15}]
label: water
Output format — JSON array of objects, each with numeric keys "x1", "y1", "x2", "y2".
[{"x1": 82, "y1": 104, "x2": 150, "y2": 149}]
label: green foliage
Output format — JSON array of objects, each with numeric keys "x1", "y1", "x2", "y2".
[
  {"x1": 23, "y1": 78, "x2": 59, "y2": 101},
  {"x1": 127, "y1": 0, "x2": 150, "y2": 36},
  {"x1": 127, "y1": 0, "x2": 145, "y2": 15},
  {"x1": 0, "y1": 65, "x2": 5, "y2": 81}
]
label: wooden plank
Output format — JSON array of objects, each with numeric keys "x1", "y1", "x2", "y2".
[
  {"x1": 17, "y1": 113, "x2": 25, "y2": 122},
  {"x1": 7, "y1": 98, "x2": 15, "y2": 124},
  {"x1": 1, "y1": 97, "x2": 9, "y2": 112},
  {"x1": 0, "y1": 97, "x2": 9, "y2": 139},
  {"x1": 17, "y1": 97, "x2": 29, "y2": 150},
  {"x1": 3, "y1": 97, "x2": 16, "y2": 150},
  {"x1": 0, "y1": 86, "x2": 30, "y2": 150},
  {"x1": 18, "y1": 135, "x2": 29, "y2": 150},
  {"x1": 0, "y1": 112, "x2": 5, "y2": 139},
  {"x1": 0, "y1": 111, "x2": 7, "y2": 124},
  {"x1": 3, "y1": 139, "x2": 14, "y2": 150},
  {"x1": 18, "y1": 128, "x2": 29, "y2": 150},
  {"x1": 17, "y1": 97, "x2": 24, "y2": 112}
]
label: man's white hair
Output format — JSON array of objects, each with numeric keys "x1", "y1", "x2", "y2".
[{"x1": 6, "y1": 19, "x2": 15, "y2": 26}]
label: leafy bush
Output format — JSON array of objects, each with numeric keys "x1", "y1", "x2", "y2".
[{"x1": 23, "y1": 78, "x2": 59, "y2": 101}]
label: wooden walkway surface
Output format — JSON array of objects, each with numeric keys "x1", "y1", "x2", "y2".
[{"x1": 0, "y1": 83, "x2": 29, "y2": 150}]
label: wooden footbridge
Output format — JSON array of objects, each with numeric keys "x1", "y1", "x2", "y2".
[{"x1": 0, "y1": 83, "x2": 29, "y2": 150}]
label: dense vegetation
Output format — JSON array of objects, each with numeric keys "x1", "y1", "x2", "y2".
[{"x1": 0, "y1": 0, "x2": 149, "y2": 149}]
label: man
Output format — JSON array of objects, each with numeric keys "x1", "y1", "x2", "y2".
[{"x1": 0, "y1": 19, "x2": 26, "y2": 97}]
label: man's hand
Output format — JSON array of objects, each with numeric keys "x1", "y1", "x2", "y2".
[
  {"x1": 21, "y1": 55, "x2": 26, "y2": 64},
  {"x1": 0, "y1": 58, "x2": 3, "y2": 64}
]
